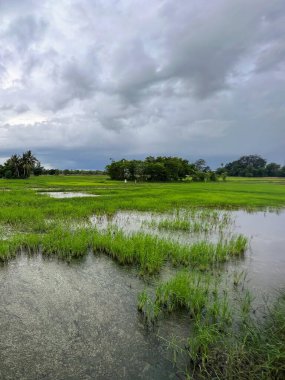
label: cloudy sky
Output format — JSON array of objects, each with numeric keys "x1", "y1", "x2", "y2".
[{"x1": 0, "y1": 0, "x2": 284, "y2": 169}]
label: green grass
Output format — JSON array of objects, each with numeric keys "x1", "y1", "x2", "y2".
[
  {"x1": 138, "y1": 271, "x2": 285, "y2": 379},
  {"x1": 1, "y1": 176, "x2": 285, "y2": 216},
  {"x1": 0, "y1": 175, "x2": 284, "y2": 241},
  {"x1": 185, "y1": 294, "x2": 285, "y2": 379},
  {"x1": 152, "y1": 209, "x2": 233, "y2": 233},
  {"x1": 0, "y1": 174, "x2": 284, "y2": 378},
  {"x1": 138, "y1": 270, "x2": 229, "y2": 323},
  {"x1": 1, "y1": 227, "x2": 247, "y2": 275},
  {"x1": 0, "y1": 240, "x2": 16, "y2": 261}
]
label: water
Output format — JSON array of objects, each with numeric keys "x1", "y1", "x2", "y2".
[
  {"x1": 0, "y1": 209, "x2": 285, "y2": 379},
  {"x1": 229, "y1": 210, "x2": 285, "y2": 295},
  {"x1": 39, "y1": 192, "x2": 100, "y2": 198},
  {"x1": 90, "y1": 209, "x2": 285, "y2": 294},
  {"x1": 0, "y1": 254, "x2": 182, "y2": 380},
  {"x1": 90, "y1": 210, "x2": 232, "y2": 244}
]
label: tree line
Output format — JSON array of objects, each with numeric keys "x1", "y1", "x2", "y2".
[
  {"x1": 216, "y1": 155, "x2": 285, "y2": 177},
  {"x1": 0, "y1": 151, "x2": 104, "y2": 179},
  {"x1": 0, "y1": 151, "x2": 43, "y2": 179},
  {"x1": 1, "y1": 152, "x2": 284, "y2": 180},
  {"x1": 106, "y1": 157, "x2": 221, "y2": 182},
  {"x1": 41, "y1": 169, "x2": 105, "y2": 176}
]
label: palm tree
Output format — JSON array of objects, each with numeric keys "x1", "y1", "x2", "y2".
[
  {"x1": 7, "y1": 154, "x2": 21, "y2": 178},
  {"x1": 21, "y1": 150, "x2": 38, "y2": 178}
]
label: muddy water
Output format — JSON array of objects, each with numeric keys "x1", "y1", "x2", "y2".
[{"x1": 0, "y1": 254, "x2": 184, "y2": 380}]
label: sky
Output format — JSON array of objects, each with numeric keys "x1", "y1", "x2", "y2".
[{"x1": 0, "y1": 0, "x2": 285, "y2": 169}]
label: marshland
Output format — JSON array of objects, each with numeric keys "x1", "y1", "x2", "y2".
[{"x1": 0, "y1": 175, "x2": 285, "y2": 379}]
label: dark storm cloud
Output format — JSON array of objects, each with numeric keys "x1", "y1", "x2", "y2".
[{"x1": 0, "y1": 0, "x2": 285, "y2": 168}]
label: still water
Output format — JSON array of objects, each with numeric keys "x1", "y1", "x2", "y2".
[
  {"x1": 39, "y1": 192, "x2": 99, "y2": 198},
  {"x1": 0, "y1": 255, "x2": 182, "y2": 380},
  {"x1": 91, "y1": 209, "x2": 285, "y2": 293},
  {"x1": 0, "y1": 209, "x2": 285, "y2": 379}
]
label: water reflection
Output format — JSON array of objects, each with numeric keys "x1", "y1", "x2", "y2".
[{"x1": 39, "y1": 192, "x2": 99, "y2": 198}]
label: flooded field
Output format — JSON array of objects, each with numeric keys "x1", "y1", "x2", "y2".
[
  {"x1": 0, "y1": 208, "x2": 284, "y2": 379},
  {"x1": 91, "y1": 209, "x2": 285, "y2": 294}
]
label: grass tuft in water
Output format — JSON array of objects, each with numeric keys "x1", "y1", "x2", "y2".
[
  {"x1": 0, "y1": 240, "x2": 16, "y2": 261},
  {"x1": 139, "y1": 270, "x2": 285, "y2": 380},
  {"x1": 92, "y1": 229, "x2": 168, "y2": 274},
  {"x1": 41, "y1": 228, "x2": 91, "y2": 259}
]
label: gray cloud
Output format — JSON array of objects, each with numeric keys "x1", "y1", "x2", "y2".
[
  {"x1": 0, "y1": 103, "x2": 13, "y2": 111},
  {"x1": 4, "y1": 15, "x2": 47, "y2": 52},
  {"x1": 255, "y1": 41, "x2": 285, "y2": 73},
  {"x1": 0, "y1": 0, "x2": 284, "y2": 168},
  {"x1": 14, "y1": 103, "x2": 30, "y2": 113}
]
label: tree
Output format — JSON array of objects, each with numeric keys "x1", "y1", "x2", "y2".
[
  {"x1": 266, "y1": 162, "x2": 281, "y2": 177},
  {"x1": 33, "y1": 162, "x2": 44, "y2": 176},
  {"x1": 144, "y1": 162, "x2": 167, "y2": 181},
  {"x1": 106, "y1": 156, "x2": 217, "y2": 182},
  {"x1": 106, "y1": 159, "x2": 128, "y2": 180},
  {"x1": 7, "y1": 154, "x2": 21, "y2": 178},
  {"x1": 21, "y1": 150, "x2": 38, "y2": 178},
  {"x1": 0, "y1": 151, "x2": 41, "y2": 179},
  {"x1": 223, "y1": 155, "x2": 267, "y2": 177},
  {"x1": 216, "y1": 155, "x2": 285, "y2": 177},
  {"x1": 279, "y1": 166, "x2": 285, "y2": 177},
  {"x1": 194, "y1": 159, "x2": 207, "y2": 172}
]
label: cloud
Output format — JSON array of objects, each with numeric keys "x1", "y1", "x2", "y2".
[
  {"x1": 4, "y1": 14, "x2": 48, "y2": 52},
  {"x1": 14, "y1": 103, "x2": 30, "y2": 114},
  {"x1": 0, "y1": 0, "x2": 284, "y2": 168},
  {"x1": 255, "y1": 41, "x2": 285, "y2": 73},
  {"x1": 0, "y1": 103, "x2": 13, "y2": 111}
]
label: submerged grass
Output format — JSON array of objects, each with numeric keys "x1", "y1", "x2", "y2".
[
  {"x1": 137, "y1": 270, "x2": 230, "y2": 325},
  {"x1": 138, "y1": 271, "x2": 285, "y2": 379},
  {"x1": 185, "y1": 294, "x2": 285, "y2": 380},
  {"x1": 152, "y1": 209, "x2": 233, "y2": 233}
]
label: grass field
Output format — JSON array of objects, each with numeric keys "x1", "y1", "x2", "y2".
[
  {"x1": 0, "y1": 175, "x2": 284, "y2": 379},
  {"x1": 1, "y1": 175, "x2": 285, "y2": 211}
]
